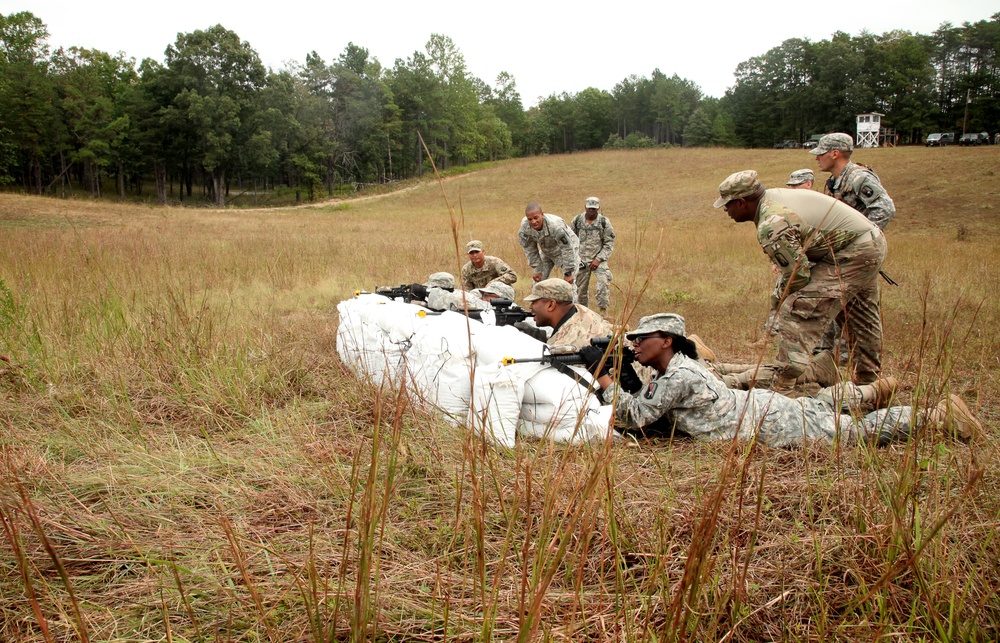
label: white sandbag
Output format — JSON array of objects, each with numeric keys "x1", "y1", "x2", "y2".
[
  {"x1": 336, "y1": 296, "x2": 615, "y2": 444},
  {"x1": 519, "y1": 366, "x2": 608, "y2": 442},
  {"x1": 469, "y1": 363, "x2": 524, "y2": 448},
  {"x1": 404, "y1": 311, "x2": 475, "y2": 419}
]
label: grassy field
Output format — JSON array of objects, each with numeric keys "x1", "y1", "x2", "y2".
[{"x1": 1, "y1": 145, "x2": 998, "y2": 641}]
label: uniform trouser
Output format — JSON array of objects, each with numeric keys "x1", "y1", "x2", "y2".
[
  {"x1": 538, "y1": 256, "x2": 579, "y2": 301},
  {"x1": 576, "y1": 262, "x2": 612, "y2": 309},
  {"x1": 775, "y1": 232, "x2": 886, "y2": 382}
]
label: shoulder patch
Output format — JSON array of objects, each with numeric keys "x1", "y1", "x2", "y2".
[
  {"x1": 644, "y1": 381, "x2": 657, "y2": 399},
  {"x1": 861, "y1": 186, "x2": 874, "y2": 198}
]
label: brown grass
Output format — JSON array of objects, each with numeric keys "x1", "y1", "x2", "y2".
[{"x1": 0, "y1": 145, "x2": 997, "y2": 641}]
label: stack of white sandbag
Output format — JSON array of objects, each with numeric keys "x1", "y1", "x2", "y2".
[{"x1": 336, "y1": 294, "x2": 615, "y2": 446}]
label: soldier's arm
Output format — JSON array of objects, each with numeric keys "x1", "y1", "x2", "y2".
[
  {"x1": 855, "y1": 175, "x2": 895, "y2": 229},
  {"x1": 596, "y1": 218, "x2": 615, "y2": 262},
  {"x1": 760, "y1": 220, "x2": 810, "y2": 293},
  {"x1": 556, "y1": 223, "x2": 578, "y2": 275},
  {"x1": 518, "y1": 224, "x2": 542, "y2": 273},
  {"x1": 461, "y1": 264, "x2": 475, "y2": 291},
  {"x1": 494, "y1": 258, "x2": 518, "y2": 285}
]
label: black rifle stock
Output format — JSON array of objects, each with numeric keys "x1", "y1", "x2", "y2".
[{"x1": 356, "y1": 284, "x2": 418, "y2": 302}]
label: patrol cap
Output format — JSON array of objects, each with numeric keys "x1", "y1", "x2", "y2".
[
  {"x1": 477, "y1": 281, "x2": 515, "y2": 300},
  {"x1": 466, "y1": 240, "x2": 484, "y2": 253},
  {"x1": 713, "y1": 170, "x2": 762, "y2": 208},
  {"x1": 523, "y1": 278, "x2": 574, "y2": 303},
  {"x1": 626, "y1": 313, "x2": 686, "y2": 340},
  {"x1": 585, "y1": 196, "x2": 600, "y2": 209},
  {"x1": 810, "y1": 133, "x2": 853, "y2": 155},
  {"x1": 786, "y1": 169, "x2": 814, "y2": 186},
  {"x1": 424, "y1": 272, "x2": 455, "y2": 289}
]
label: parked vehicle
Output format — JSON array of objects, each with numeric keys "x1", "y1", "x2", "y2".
[
  {"x1": 926, "y1": 133, "x2": 955, "y2": 146},
  {"x1": 773, "y1": 139, "x2": 798, "y2": 149},
  {"x1": 959, "y1": 133, "x2": 980, "y2": 145},
  {"x1": 802, "y1": 134, "x2": 825, "y2": 149}
]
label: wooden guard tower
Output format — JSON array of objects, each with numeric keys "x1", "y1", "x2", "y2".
[{"x1": 855, "y1": 112, "x2": 883, "y2": 148}]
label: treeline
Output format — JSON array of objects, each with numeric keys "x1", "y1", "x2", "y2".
[
  {"x1": 727, "y1": 17, "x2": 1000, "y2": 147},
  {"x1": 1, "y1": 11, "x2": 998, "y2": 204}
]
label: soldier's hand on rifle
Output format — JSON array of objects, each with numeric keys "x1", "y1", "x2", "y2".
[
  {"x1": 579, "y1": 345, "x2": 609, "y2": 378},
  {"x1": 616, "y1": 362, "x2": 644, "y2": 394},
  {"x1": 590, "y1": 259, "x2": 600, "y2": 270}
]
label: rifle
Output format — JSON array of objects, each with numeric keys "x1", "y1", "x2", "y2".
[
  {"x1": 500, "y1": 336, "x2": 642, "y2": 398},
  {"x1": 416, "y1": 297, "x2": 533, "y2": 327},
  {"x1": 879, "y1": 269, "x2": 899, "y2": 286},
  {"x1": 354, "y1": 284, "x2": 418, "y2": 302},
  {"x1": 466, "y1": 298, "x2": 531, "y2": 326}
]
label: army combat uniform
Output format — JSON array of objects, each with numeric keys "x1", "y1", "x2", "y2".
[
  {"x1": 755, "y1": 189, "x2": 886, "y2": 383},
  {"x1": 518, "y1": 213, "x2": 580, "y2": 281},
  {"x1": 461, "y1": 256, "x2": 517, "y2": 291},
  {"x1": 571, "y1": 212, "x2": 615, "y2": 311},
  {"x1": 604, "y1": 352, "x2": 916, "y2": 447},
  {"x1": 548, "y1": 304, "x2": 612, "y2": 350},
  {"x1": 824, "y1": 162, "x2": 895, "y2": 230}
]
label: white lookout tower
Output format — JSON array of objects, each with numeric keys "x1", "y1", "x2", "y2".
[{"x1": 855, "y1": 112, "x2": 883, "y2": 148}]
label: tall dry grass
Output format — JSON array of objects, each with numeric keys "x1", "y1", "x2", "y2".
[{"x1": 0, "y1": 145, "x2": 997, "y2": 641}]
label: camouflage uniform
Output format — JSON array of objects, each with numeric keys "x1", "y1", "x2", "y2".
[
  {"x1": 571, "y1": 212, "x2": 615, "y2": 310},
  {"x1": 755, "y1": 188, "x2": 886, "y2": 382},
  {"x1": 518, "y1": 213, "x2": 580, "y2": 280},
  {"x1": 426, "y1": 288, "x2": 488, "y2": 312},
  {"x1": 548, "y1": 304, "x2": 612, "y2": 350},
  {"x1": 824, "y1": 162, "x2": 895, "y2": 230},
  {"x1": 461, "y1": 256, "x2": 517, "y2": 291},
  {"x1": 604, "y1": 352, "x2": 916, "y2": 447}
]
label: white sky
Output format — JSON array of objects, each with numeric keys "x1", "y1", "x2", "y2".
[{"x1": 9, "y1": 1, "x2": 998, "y2": 104}]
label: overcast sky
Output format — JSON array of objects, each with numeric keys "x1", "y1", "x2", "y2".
[{"x1": 9, "y1": 1, "x2": 998, "y2": 105}]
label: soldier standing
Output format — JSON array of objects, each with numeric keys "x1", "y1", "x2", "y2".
[
  {"x1": 785, "y1": 169, "x2": 814, "y2": 190},
  {"x1": 518, "y1": 203, "x2": 580, "y2": 285},
  {"x1": 812, "y1": 133, "x2": 895, "y2": 229},
  {"x1": 571, "y1": 196, "x2": 616, "y2": 315}
]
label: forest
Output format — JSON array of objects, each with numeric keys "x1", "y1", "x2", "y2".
[{"x1": 1, "y1": 11, "x2": 998, "y2": 205}]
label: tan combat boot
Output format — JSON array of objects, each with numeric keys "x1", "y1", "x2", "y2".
[
  {"x1": 795, "y1": 350, "x2": 838, "y2": 388},
  {"x1": 714, "y1": 362, "x2": 759, "y2": 376},
  {"x1": 722, "y1": 365, "x2": 775, "y2": 390},
  {"x1": 687, "y1": 334, "x2": 716, "y2": 363},
  {"x1": 869, "y1": 377, "x2": 899, "y2": 409},
  {"x1": 925, "y1": 394, "x2": 983, "y2": 442}
]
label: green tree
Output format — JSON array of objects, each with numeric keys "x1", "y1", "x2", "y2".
[
  {"x1": 0, "y1": 11, "x2": 57, "y2": 192},
  {"x1": 683, "y1": 106, "x2": 714, "y2": 146},
  {"x1": 51, "y1": 47, "x2": 137, "y2": 197},
  {"x1": 574, "y1": 87, "x2": 614, "y2": 149},
  {"x1": 160, "y1": 25, "x2": 268, "y2": 206}
]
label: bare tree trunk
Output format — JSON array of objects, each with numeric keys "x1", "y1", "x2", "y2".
[
  {"x1": 154, "y1": 162, "x2": 167, "y2": 203},
  {"x1": 117, "y1": 160, "x2": 125, "y2": 199},
  {"x1": 32, "y1": 155, "x2": 42, "y2": 195},
  {"x1": 212, "y1": 170, "x2": 225, "y2": 207},
  {"x1": 59, "y1": 151, "x2": 67, "y2": 198}
]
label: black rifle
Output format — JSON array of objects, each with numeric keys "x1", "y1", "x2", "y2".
[
  {"x1": 466, "y1": 298, "x2": 532, "y2": 326},
  {"x1": 358, "y1": 284, "x2": 418, "y2": 302},
  {"x1": 501, "y1": 336, "x2": 642, "y2": 396},
  {"x1": 418, "y1": 297, "x2": 533, "y2": 327},
  {"x1": 500, "y1": 336, "x2": 633, "y2": 366},
  {"x1": 879, "y1": 269, "x2": 899, "y2": 286}
]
